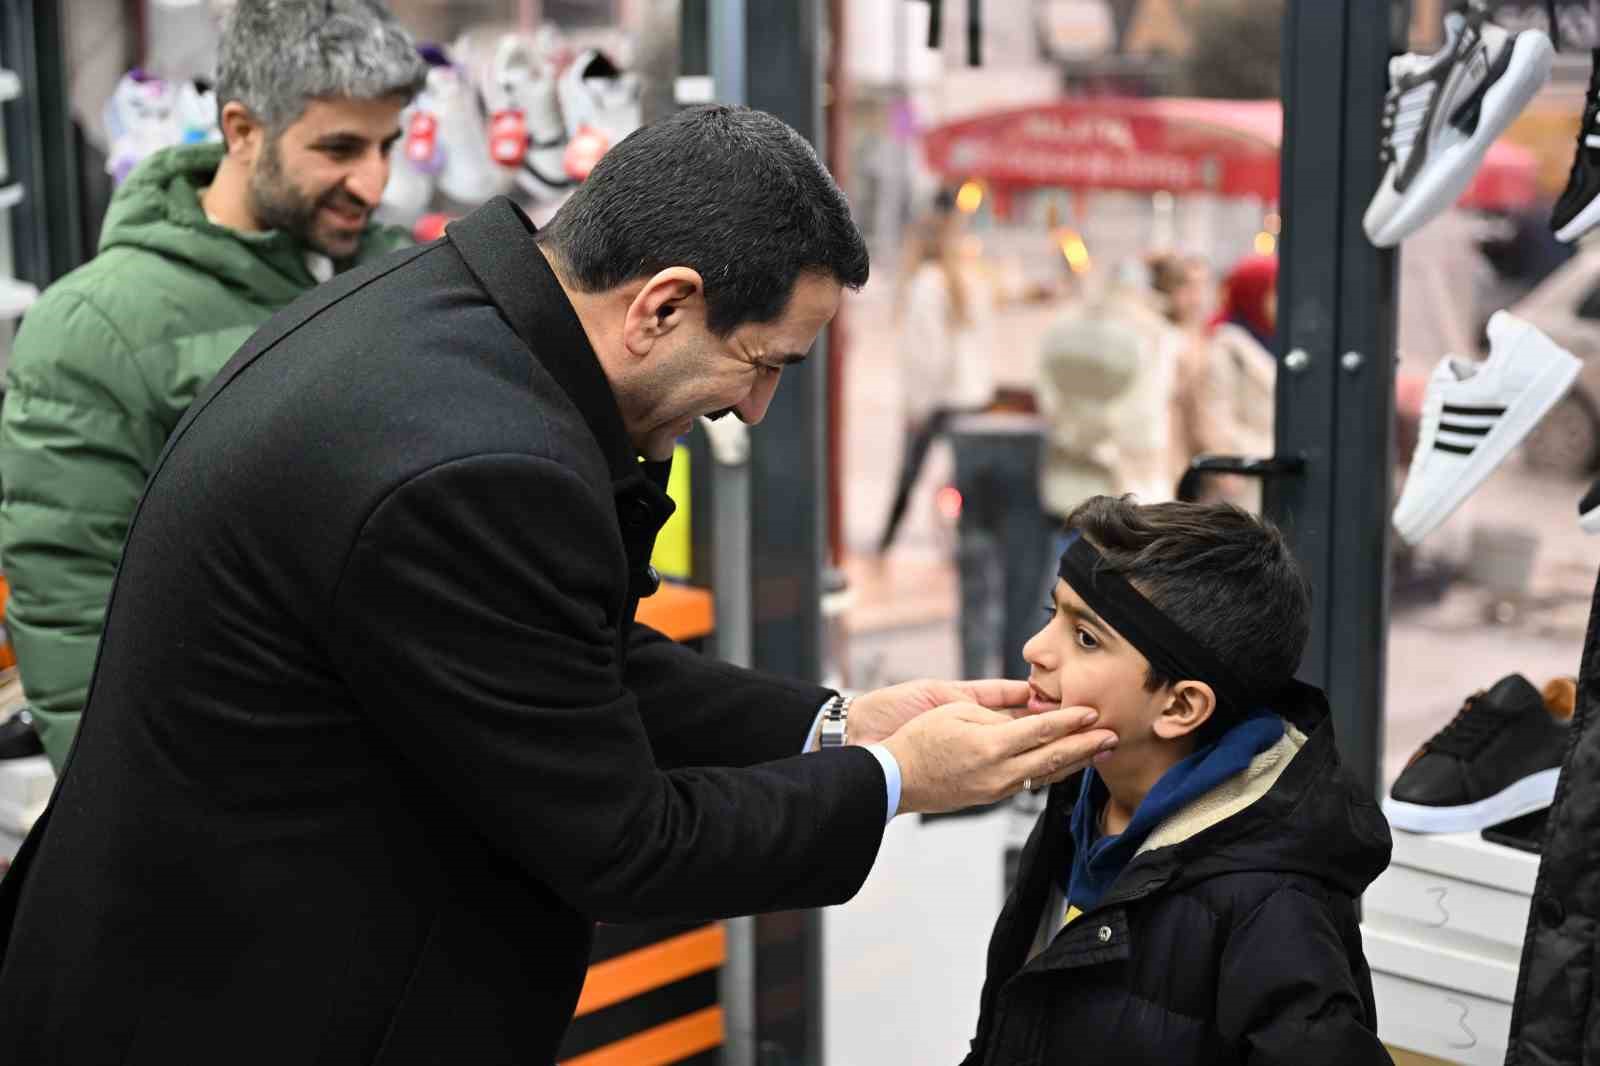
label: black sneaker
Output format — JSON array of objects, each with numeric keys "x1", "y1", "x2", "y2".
[
  {"x1": 1481, "y1": 806, "x2": 1549, "y2": 854},
  {"x1": 1579, "y1": 475, "x2": 1600, "y2": 533},
  {"x1": 1383, "y1": 673, "x2": 1570, "y2": 833},
  {"x1": 0, "y1": 709, "x2": 42, "y2": 760},
  {"x1": 1553, "y1": 57, "x2": 1600, "y2": 242}
]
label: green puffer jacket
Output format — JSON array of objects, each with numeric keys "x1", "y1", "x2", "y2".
[{"x1": 0, "y1": 142, "x2": 411, "y2": 769}]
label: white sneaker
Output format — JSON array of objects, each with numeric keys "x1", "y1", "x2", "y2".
[
  {"x1": 556, "y1": 49, "x2": 640, "y2": 147},
  {"x1": 1393, "y1": 311, "x2": 1580, "y2": 546},
  {"x1": 174, "y1": 79, "x2": 219, "y2": 146},
  {"x1": 103, "y1": 70, "x2": 180, "y2": 184},
  {"x1": 427, "y1": 65, "x2": 513, "y2": 205},
  {"x1": 488, "y1": 34, "x2": 576, "y2": 203},
  {"x1": 376, "y1": 108, "x2": 436, "y2": 228},
  {"x1": 1364, "y1": 11, "x2": 1553, "y2": 248}
]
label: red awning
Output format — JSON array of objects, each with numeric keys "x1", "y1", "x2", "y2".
[{"x1": 921, "y1": 98, "x2": 1536, "y2": 212}]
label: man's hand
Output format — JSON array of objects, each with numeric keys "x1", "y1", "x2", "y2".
[
  {"x1": 883, "y1": 703, "x2": 1116, "y2": 816},
  {"x1": 845, "y1": 679, "x2": 1031, "y2": 747}
]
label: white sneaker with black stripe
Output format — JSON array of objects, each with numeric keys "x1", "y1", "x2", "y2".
[
  {"x1": 1364, "y1": 9, "x2": 1553, "y2": 248},
  {"x1": 1393, "y1": 311, "x2": 1580, "y2": 546}
]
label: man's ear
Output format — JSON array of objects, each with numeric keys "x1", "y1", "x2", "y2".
[
  {"x1": 1152, "y1": 680, "x2": 1217, "y2": 741},
  {"x1": 622, "y1": 267, "x2": 705, "y2": 359},
  {"x1": 219, "y1": 101, "x2": 264, "y2": 162}
]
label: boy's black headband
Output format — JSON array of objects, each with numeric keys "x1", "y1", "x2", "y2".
[{"x1": 1056, "y1": 531, "x2": 1258, "y2": 713}]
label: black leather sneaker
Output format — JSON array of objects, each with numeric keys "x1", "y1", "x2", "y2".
[
  {"x1": 1579, "y1": 475, "x2": 1600, "y2": 534},
  {"x1": 1553, "y1": 54, "x2": 1600, "y2": 242},
  {"x1": 0, "y1": 709, "x2": 43, "y2": 760},
  {"x1": 1383, "y1": 673, "x2": 1570, "y2": 833}
]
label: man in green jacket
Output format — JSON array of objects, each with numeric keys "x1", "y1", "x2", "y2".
[{"x1": 0, "y1": 0, "x2": 427, "y2": 769}]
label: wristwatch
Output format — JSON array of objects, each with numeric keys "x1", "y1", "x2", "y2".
[{"x1": 819, "y1": 694, "x2": 853, "y2": 749}]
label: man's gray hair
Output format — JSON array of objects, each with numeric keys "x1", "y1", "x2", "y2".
[{"x1": 215, "y1": 0, "x2": 428, "y2": 135}]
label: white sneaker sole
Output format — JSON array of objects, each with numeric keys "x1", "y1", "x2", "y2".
[
  {"x1": 1393, "y1": 333, "x2": 1580, "y2": 545},
  {"x1": 1555, "y1": 184, "x2": 1600, "y2": 243},
  {"x1": 1381, "y1": 765, "x2": 1559, "y2": 834},
  {"x1": 1366, "y1": 30, "x2": 1554, "y2": 248}
]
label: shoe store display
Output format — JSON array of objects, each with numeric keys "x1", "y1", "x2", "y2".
[
  {"x1": 1383, "y1": 673, "x2": 1572, "y2": 834},
  {"x1": 1364, "y1": 9, "x2": 1553, "y2": 248},
  {"x1": 1392, "y1": 311, "x2": 1579, "y2": 546},
  {"x1": 1553, "y1": 56, "x2": 1600, "y2": 242}
]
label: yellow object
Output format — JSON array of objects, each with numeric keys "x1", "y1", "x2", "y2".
[
  {"x1": 1063, "y1": 904, "x2": 1082, "y2": 927},
  {"x1": 650, "y1": 444, "x2": 692, "y2": 581},
  {"x1": 956, "y1": 180, "x2": 985, "y2": 214}
]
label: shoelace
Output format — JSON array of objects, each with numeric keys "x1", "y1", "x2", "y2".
[
  {"x1": 1425, "y1": 693, "x2": 1505, "y2": 759},
  {"x1": 1379, "y1": 78, "x2": 1435, "y2": 169}
]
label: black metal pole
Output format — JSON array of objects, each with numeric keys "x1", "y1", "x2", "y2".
[
  {"x1": 2, "y1": 0, "x2": 85, "y2": 286},
  {"x1": 743, "y1": 2, "x2": 830, "y2": 1062},
  {"x1": 1275, "y1": 0, "x2": 1398, "y2": 797}
]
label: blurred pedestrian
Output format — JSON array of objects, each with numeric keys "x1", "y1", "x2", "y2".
[
  {"x1": 1196, "y1": 253, "x2": 1280, "y2": 508},
  {"x1": 877, "y1": 190, "x2": 995, "y2": 554},
  {"x1": 1037, "y1": 258, "x2": 1181, "y2": 522},
  {"x1": 1149, "y1": 251, "x2": 1215, "y2": 335},
  {"x1": 1152, "y1": 252, "x2": 1229, "y2": 494}
]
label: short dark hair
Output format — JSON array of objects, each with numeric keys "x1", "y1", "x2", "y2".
[
  {"x1": 536, "y1": 105, "x2": 870, "y2": 335},
  {"x1": 1064, "y1": 495, "x2": 1312, "y2": 712}
]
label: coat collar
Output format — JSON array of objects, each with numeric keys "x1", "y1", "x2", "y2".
[
  {"x1": 445, "y1": 196, "x2": 640, "y2": 485},
  {"x1": 1011, "y1": 681, "x2": 1388, "y2": 978},
  {"x1": 446, "y1": 197, "x2": 674, "y2": 600}
]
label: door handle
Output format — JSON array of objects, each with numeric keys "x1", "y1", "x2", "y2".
[{"x1": 1175, "y1": 454, "x2": 1307, "y2": 503}]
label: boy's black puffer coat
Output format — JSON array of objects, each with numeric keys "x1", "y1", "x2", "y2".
[
  {"x1": 961, "y1": 685, "x2": 1394, "y2": 1066},
  {"x1": 1505, "y1": 564, "x2": 1600, "y2": 1065}
]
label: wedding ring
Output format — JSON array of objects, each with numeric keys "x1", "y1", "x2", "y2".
[{"x1": 1023, "y1": 777, "x2": 1032, "y2": 792}]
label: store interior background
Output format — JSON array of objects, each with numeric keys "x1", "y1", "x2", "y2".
[{"x1": 3, "y1": 1, "x2": 1596, "y2": 1063}]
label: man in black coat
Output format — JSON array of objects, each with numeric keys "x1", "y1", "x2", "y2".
[{"x1": 0, "y1": 106, "x2": 1118, "y2": 1064}]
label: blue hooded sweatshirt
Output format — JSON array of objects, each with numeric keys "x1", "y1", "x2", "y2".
[{"x1": 1061, "y1": 711, "x2": 1286, "y2": 918}]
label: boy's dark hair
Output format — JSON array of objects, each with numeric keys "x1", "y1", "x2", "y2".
[
  {"x1": 1065, "y1": 495, "x2": 1312, "y2": 712},
  {"x1": 536, "y1": 105, "x2": 870, "y2": 337}
]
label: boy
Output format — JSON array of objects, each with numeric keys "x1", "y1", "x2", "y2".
[{"x1": 962, "y1": 496, "x2": 1394, "y2": 1065}]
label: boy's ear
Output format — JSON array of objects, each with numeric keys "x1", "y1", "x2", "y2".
[{"x1": 1153, "y1": 680, "x2": 1216, "y2": 740}]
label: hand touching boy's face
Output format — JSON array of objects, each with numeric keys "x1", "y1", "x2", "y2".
[{"x1": 1022, "y1": 579, "x2": 1186, "y2": 769}]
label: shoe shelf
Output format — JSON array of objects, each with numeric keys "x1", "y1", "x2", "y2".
[{"x1": 1363, "y1": 827, "x2": 1540, "y2": 1064}]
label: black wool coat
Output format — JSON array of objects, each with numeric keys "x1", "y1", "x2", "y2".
[
  {"x1": 961, "y1": 685, "x2": 1395, "y2": 1066},
  {"x1": 1506, "y1": 564, "x2": 1600, "y2": 1065},
  {"x1": 0, "y1": 197, "x2": 888, "y2": 1064}
]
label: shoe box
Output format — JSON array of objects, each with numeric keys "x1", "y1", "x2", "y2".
[{"x1": 1362, "y1": 826, "x2": 1540, "y2": 1065}]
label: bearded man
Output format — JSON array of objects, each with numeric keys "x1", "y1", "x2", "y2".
[{"x1": 0, "y1": 0, "x2": 426, "y2": 768}]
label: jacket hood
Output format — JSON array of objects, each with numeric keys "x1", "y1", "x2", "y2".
[
  {"x1": 1120, "y1": 682, "x2": 1392, "y2": 900},
  {"x1": 97, "y1": 143, "x2": 381, "y2": 309}
]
